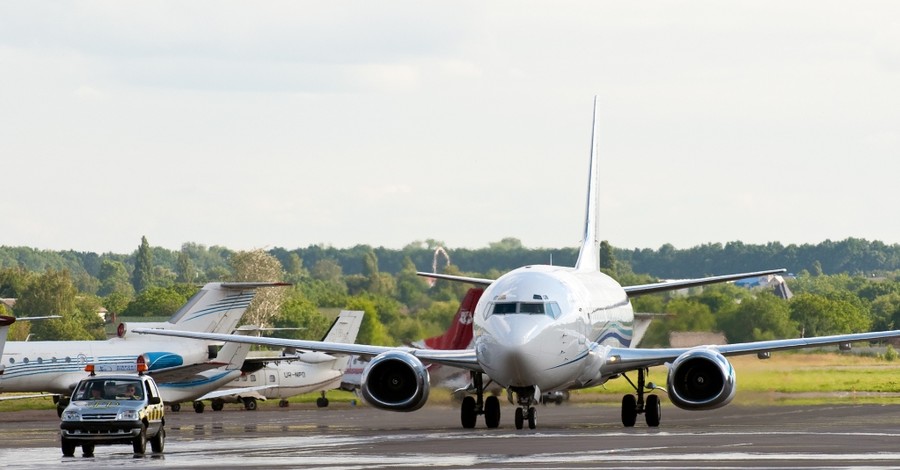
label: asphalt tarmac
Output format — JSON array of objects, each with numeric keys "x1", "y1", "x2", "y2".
[{"x1": 3, "y1": 400, "x2": 900, "y2": 469}]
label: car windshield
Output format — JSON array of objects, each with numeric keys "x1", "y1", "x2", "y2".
[{"x1": 74, "y1": 379, "x2": 143, "y2": 400}]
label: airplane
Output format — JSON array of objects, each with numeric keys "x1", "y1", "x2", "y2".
[
  {"x1": 0, "y1": 282, "x2": 288, "y2": 413},
  {"x1": 133, "y1": 98, "x2": 900, "y2": 430},
  {"x1": 194, "y1": 310, "x2": 364, "y2": 411}
]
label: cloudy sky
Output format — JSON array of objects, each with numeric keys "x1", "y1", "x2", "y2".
[{"x1": 2, "y1": 2, "x2": 899, "y2": 255}]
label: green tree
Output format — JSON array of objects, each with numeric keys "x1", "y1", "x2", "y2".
[
  {"x1": 870, "y1": 292, "x2": 900, "y2": 331},
  {"x1": 599, "y1": 240, "x2": 616, "y2": 272},
  {"x1": 98, "y1": 259, "x2": 134, "y2": 298},
  {"x1": 132, "y1": 236, "x2": 154, "y2": 293},
  {"x1": 345, "y1": 296, "x2": 393, "y2": 346},
  {"x1": 271, "y1": 292, "x2": 331, "y2": 340},
  {"x1": 175, "y1": 251, "x2": 197, "y2": 283},
  {"x1": 17, "y1": 270, "x2": 101, "y2": 340},
  {"x1": 718, "y1": 292, "x2": 797, "y2": 343},
  {"x1": 121, "y1": 286, "x2": 191, "y2": 317},
  {"x1": 789, "y1": 293, "x2": 872, "y2": 337}
]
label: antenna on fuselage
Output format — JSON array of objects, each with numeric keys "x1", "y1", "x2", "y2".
[{"x1": 574, "y1": 96, "x2": 601, "y2": 272}]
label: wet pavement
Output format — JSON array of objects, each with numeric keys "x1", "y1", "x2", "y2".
[{"x1": 3, "y1": 401, "x2": 900, "y2": 468}]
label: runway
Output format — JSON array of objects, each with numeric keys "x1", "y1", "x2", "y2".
[{"x1": 3, "y1": 401, "x2": 900, "y2": 468}]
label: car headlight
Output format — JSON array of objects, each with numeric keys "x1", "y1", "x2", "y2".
[
  {"x1": 61, "y1": 410, "x2": 81, "y2": 421},
  {"x1": 118, "y1": 410, "x2": 139, "y2": 421}
]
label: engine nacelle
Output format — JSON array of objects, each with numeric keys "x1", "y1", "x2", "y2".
[
  {"x1": 360, "y1": 350, "x2": 430, "y2": 412},
  {"x1": 667, "y1": 348, "x2": 736, "y2": 411}
]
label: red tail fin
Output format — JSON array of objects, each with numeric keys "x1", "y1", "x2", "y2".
[{"x1": 423, "y1": 288, "x2": 483, "y2": 350}]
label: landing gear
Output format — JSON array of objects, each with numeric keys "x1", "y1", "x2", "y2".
[
  {"x1": 193, "y1": 400, "x2": 205, "y2": 413},
  {"x1": 278, "y1": 399, "x2": 290, "y2": 408},
  {"x1": 513, "y1": 406, "x2": 537, "y2": 430},
  {"x1": 316, "y1": 392, "x2": 329, "y2": 408},
  {"x1": 170, "y1": 403, "x2": 181, "y2": 412},
  {"x1": 509, "y1": 386, "x2": 539, "y2": 430},
  {"x1": 458, "y1": 372, "x2": 500, "y2": 429},
  {"x1": 621, "y1": 368, "x2": 662, "y2": 427},
  {"x1": 211, "y1": 399, "x2": 225, "y2": 411},
  {"x1": 242, "y1": 397, "x2": 258, "y2": 411}
]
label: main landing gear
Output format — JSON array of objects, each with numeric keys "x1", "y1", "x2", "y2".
[
  {"x1": 621, "y1": 368, "x2": 662, "y2": 427},
  {"x1": 460, "y1": 372, "x2": 501, "y2": 429}
]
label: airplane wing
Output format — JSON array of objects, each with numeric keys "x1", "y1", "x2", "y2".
[
  {"x1": 622, "y1": 269, "x2": 787, "y2": 297},
  {"x1": 604, "y1": 329, "x2": 900, "y2": 374},
  {"x1": 416, "y1": 272, "x2": 493, "y2": 286},
  {"x1": 418, "y1": 269, "x2": 788, "y2": 296},
  {"x1": 196, "y1": 384, "x2": 277, "y2": 402},
  {"x1": 133, "y1": 328, "x2": 482, "y2": 372},
  {"x1": 146, "y1": 361, "x2": 236, "y2": 384}
]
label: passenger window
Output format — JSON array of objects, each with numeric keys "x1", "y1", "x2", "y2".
[
  {"x1": 269, "y1": 375, "x2": 276, "y2": 383},
  {"x1": 250, "y1": 374, "x2": 257, "y2": 382},
  {"x1": 8, "y1": 358, "x2": 14, "y2": 364}
]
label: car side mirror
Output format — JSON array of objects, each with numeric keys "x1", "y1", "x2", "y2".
[{"x1": 148, "y1": 397, "x2": 161, "y2": 405}]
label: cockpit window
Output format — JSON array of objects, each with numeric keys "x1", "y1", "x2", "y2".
[{"x1": 490, "y1": 301, "x2": 561, "y2": 319}]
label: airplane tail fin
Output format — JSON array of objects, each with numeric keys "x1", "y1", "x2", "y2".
[
  {"x1": 574, "y1": 96, "x2": 602, "y2": 272},
  {"x1": 421, "y1": 288, "x2": 483, "y2": 350},
  {"x1": 319, "y1": 310, "x2": 364, "y2": 372},
  {"x1": 117, "y1": 282, "x2": 290, "y2": 339}
]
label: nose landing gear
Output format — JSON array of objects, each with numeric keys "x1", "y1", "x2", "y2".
[{"x1": 509, "y1": 385, "x2": 538, "y2": 430}]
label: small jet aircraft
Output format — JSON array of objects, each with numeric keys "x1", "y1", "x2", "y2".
[
  {"x1": 194, "y1": 310, "x2": 364, "y2": 411},
  {"x1": 0, "y1": 282, "x2": 288, "y2": 413},
  {"x1": 135, "y1": 99, "x2": 900, "y2": 430}
]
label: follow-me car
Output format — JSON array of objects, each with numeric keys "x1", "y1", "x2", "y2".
[{"x1": 59, "y1": 359, "x2": 165, "y2": 457}]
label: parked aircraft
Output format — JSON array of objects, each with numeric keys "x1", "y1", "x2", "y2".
[
  {"x1": 134, "y1": 99, "x2": 900, "y2": 430},
  {"x1": 0, "y1": 282, "x2": 287, "y2": 413},
  {"x1": 194, "y1": 310, "x2": 364, "y2": 411}
]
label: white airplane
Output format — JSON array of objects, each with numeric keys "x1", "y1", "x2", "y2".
[
  {"x1": 195, "y1": 310, "x2": 364, "y2": 411},
  {"x1": 0, "y1": 282, "x2": 287, "y2": 413},
  {"x1": 134, "y1": 99, "x2": 900, "y2": 430}
]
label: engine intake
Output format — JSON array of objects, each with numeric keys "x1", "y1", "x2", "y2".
[
  {"x1": 667, "y1": 348, "x2": 736, "y2": 410},
  {"x1": 361, "y1": 351, "x2": 430, "y2": 412}
]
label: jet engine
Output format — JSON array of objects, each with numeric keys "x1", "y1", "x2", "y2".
[
  {"x1": 360, "y1": 351, "x2": 430, "y2": 412},
  {"x1": 667, "y1": 348, "x2": 736, "y2": 410}
]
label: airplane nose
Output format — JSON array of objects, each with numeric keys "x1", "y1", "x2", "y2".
[{"x1": 478, "y1": 317, "x2": 549, "y2": 386}]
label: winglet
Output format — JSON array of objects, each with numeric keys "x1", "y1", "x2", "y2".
[{"x1": 574, "y1": 96, "x2": 601, "y2": 272}]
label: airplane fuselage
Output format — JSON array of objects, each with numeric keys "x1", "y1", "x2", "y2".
[
  {"x1": 474, "y1": 265, "x2": 633, "y2": 393},
  {"x1": 227, "y1": 360, "x2": 344, "y2": 399},
  {"x1": 0, "y1": 337, "x2": 227, "y2": 402}
]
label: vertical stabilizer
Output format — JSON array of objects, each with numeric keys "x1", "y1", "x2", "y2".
[
  {"x1": 166, "y1": 282, "x2": 290, "y2": 334},
  {"x1": 422, "y1": 288, "x2": 483, "y2": 350},
  {"x1": 321, "y1": 310, "x2": 365, "y2": 371},
  {"x1": 574, "y1": 97, "x2": 601, "y2": 272}
]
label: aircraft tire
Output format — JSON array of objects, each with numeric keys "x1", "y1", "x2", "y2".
[
  {"x1": 243, "y1": 397, "x2": 258, "y2": 411},
  {"x1": 193, "y1": 401, "x2": 205, "y2": 413},
  {"x1": 460, "y1": 396, "x2": 477, "y2": 429},
  {"x1": 527, "y1": 407, "x2": 537, "y2": 429},
  {"x1": 645, "y1": 395, "x2": 661, "y2": 427},
  {"x1": 81, "y1": 443, "x2": 94, "y2": 457},
  {"x1": 316, "y1": 397, "x2": 329, "y2": 408},
  {"x1": 171, "y1": 403, "x2": 181, "y2": 412},
  {"x1": 211, "y1": 400, "x2": 224, "y2": 411},
  {"x1": 484, "y1": 396, "x2": 501, "y2": 428},
  {"x1": 621, "y1": 394, "x2": 637, "y2": 427},
  {"x1": 514, "y1": 407, "x2": 524, "y2": 430},
  {"x1": 279, "y1": 399, "x2": 289, "y2": 408}
]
